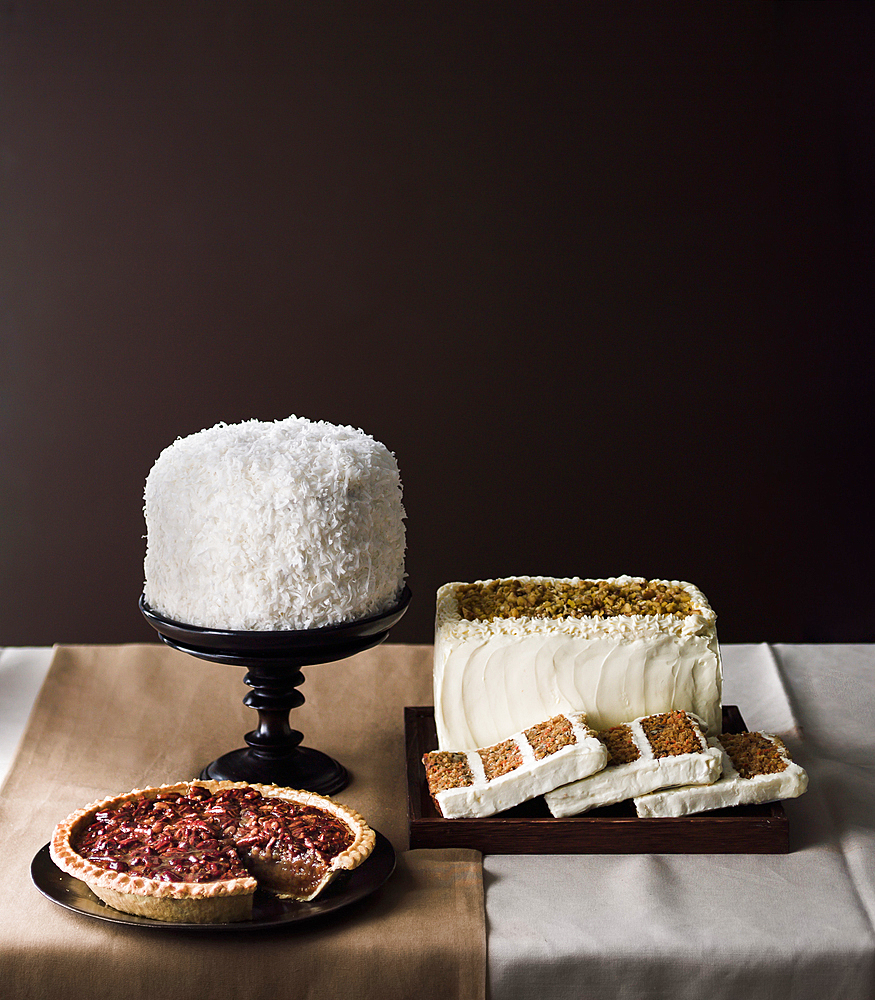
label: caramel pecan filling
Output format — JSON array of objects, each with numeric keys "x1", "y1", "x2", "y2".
[{"x1": 72, "y1": 785, "x2": 354, "y2": 885}]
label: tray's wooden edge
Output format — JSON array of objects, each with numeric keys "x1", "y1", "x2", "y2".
[{"x1": 405, "y1": 706, "x2": 789, "y2": 855}]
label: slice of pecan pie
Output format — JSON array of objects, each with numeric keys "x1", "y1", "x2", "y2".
[{"x1": 50, "y1": 781, "x2": 376, "y2": 923}]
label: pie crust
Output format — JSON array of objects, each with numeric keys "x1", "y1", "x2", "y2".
[{"x1": 50, "y1": 781, "x2": 376, "y2": 924}]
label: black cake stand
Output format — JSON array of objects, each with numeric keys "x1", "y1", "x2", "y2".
[{"x1": 139, "y1": 586, "x2": 411, "y2": 796}]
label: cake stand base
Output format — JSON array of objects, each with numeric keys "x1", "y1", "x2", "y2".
[
  {"x1": 140, "y1": 587, "x2": 411, "y2": 795},
  {"x1": 199, "y1": 746, "x2": 348, "y2": 797}
]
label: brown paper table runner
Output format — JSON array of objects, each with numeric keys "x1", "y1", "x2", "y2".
[{"x1": 0, "y1": 643, "x2": 485, "y2": 1000}]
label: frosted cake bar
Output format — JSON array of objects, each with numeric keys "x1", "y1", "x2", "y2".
[
  {"x1": 634, "y1": 731, "x2": 808, "y2": 818},
  {"x1": 544, "y1": 710, "x2": 722, "y2": 817},
  {"x1": 434, "y1": 577, "x2": 723, "y2": 750},
  {"x1": 144, "y1": 415, "x2": 406, "y2": 631},
  {"x1": 423, "y1": 713, "x2": 607, "y2": 819}
]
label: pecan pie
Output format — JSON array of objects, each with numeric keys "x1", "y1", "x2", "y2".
[{"x1": 50, "y1": 781, "x2": 376, "y2": 923}]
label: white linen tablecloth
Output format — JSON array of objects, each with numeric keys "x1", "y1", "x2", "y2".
[
  {"x1": 485, "y1": 644, "x2": 875, "y2": 1000},
  {"x1": 0, "y1": 647, "x2": 53, "y2": 781},
  {"x1": 2, "y1": 643, "x2": 873, "y2": 999}
]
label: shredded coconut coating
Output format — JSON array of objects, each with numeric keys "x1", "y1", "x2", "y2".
[{"x1": 143, "y1": 416, "x2": 406, "y2": 630}]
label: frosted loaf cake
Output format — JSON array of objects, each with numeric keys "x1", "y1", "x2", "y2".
[
  {"x1": 434, "y1": 577, "x2": 722, "y2": 750},
  {"x1": 634, "y1": 731, "x2": 808, "y2": 817},
  {"x1": 143, "y1": 416, "x2": 406, "y2": 631},
  {"x1": 423, "y1": 713, "x2": 607, "y2": 819},
  {"x1": 544, "y1": 710, "x2": 722, "y2": 817}
]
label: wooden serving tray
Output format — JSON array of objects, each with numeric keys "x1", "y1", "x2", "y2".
[{"x1": 405, "y1": 706, "x2": 789, "y2": 854}]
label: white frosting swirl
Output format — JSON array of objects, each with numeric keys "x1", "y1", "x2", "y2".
[{"x1": 434, "y1": 577, "x2": 723, "y2": 749}]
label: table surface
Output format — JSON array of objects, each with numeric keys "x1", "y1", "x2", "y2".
[{"x1": 2, "y1": 643, "x2": 874, "y2": 1000}]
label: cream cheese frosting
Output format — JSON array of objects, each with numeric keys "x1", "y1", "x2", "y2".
[
  {"x1": 544, "y1": 711, "x2": 722, "y2": 817},
  {"x1": 433, "y1": 576, "x2": 723, "y2": 750},
  {"x1": 633, "y1": 734, "x2": 808, "y2": 818}
]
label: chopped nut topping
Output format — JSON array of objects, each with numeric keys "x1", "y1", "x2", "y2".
[
  {"x1": 639, "y1": 711, "x2": 703, "y2": 757},
  {"x1": 478, "y1": 739, "x2": 523, "y2": 780},
  {"x1": 525, "y1": 715, "x2": 577, "y2": 760},
  {"x1": 719, "y1": 732, "x2": 789, "y2": 779},
  {"x1": 455, "y1": 578, "x2": 694, "y2": 622},
  {"x1": 600, "y1": 725, "x2": 640, "y2": 766},
  {"x1": 423, "y1": 751, "x2": 474, "y2": 793}
]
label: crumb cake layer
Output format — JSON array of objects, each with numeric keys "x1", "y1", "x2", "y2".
[
  {"x1": 601, "y1": 725, "x2": 640, "y2": 765},
  {"x1": 423, "y1": 713, "x2": 607, "y2": 819},
  {"x1": 434, "y1": 576, "x2": 723, "y2": 749},
  {"x1": 544, "y1": 711, "x2": 723, "y2": 817},
  {"x1": 718, "y1": 731, "x2": 789, "y2": 778},
  {"x1": 50, "y1": 781, "x2": 376, "y2": 923}
]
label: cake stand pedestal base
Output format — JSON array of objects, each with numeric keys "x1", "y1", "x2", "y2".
[
  {"x1": 140, "y1": 587, "x2": 411, "y2": 795},
  {"x1": 200, "y1": 747, "x2": 347, "y2": 797}
]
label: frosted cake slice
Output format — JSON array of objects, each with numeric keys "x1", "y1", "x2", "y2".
[
  {"x1": 434, "y1": 576, "x2": 723, "y2": 750},
  {"x1": 423, "y1": 713, "x2": 607, "y2": 819},
  {"x1": 544, "y1": 710, "x2": 722, "y2": 817},
  {"x1": 634, "y1": 731, "x2": 808, "y2": 818}
]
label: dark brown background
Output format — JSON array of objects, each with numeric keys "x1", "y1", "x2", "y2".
[{"x1": 1, "y1": 2, "x2": 873, "y2": 648}]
